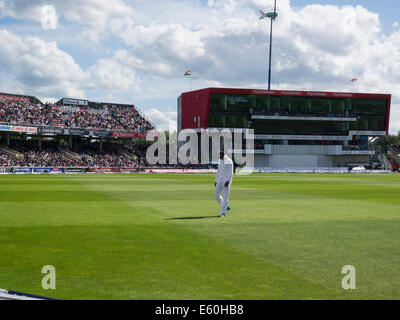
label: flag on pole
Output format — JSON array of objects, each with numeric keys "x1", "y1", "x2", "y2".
[
  {"x1": 184, "y1": 70, "x2": 191, "y2": 76},
  {"x1": 350, "y1": 78, "x2": 358, "y2": 93}
]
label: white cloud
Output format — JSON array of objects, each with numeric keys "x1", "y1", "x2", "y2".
[
  {"x1": 88, "y1": 54, "x2": 142, "y2": 93},
  {"x1": 0, "y1": 0, "x2": 400, "y2": 132},
  {"x1": 114, "y1": 49, "x2": 173, "y2": 77},
  {"x1": 119, "y1": 23, "x2": 207, "y2": 74},
  {"x1": 39, "y1": 96, "x2": 58, "y2": 104},
  {"x1": 0, "y1": 29, "x2": 86, "y2": 98},
  {"x1": 108, "y1": 0, "x2": 393, "y2": 89},
  {"x1": 0, "y1": 0, "x2": 132, "y2": 27},
  {"x1": 0, "y1": 0, "x2": 133, "y2": 43},
  {"x1": 144, "y1": 108, "x2": 177, "y2": 131}
]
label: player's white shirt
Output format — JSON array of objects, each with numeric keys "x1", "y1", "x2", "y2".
[{"x1": 216, "y1": 155, "x2": 233, "y2": 183}]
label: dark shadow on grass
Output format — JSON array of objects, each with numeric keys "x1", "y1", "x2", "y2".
[{"x1": 165, "y1": 216, "x2": 219, "y2": 220}]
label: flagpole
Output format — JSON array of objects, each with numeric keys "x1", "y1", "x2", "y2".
[
  {"x1": 184, "y1": 70, "x2": 192, "y2": 91},
  {"x1": 350, "y1": 78, "x2": 358, "y2": 93},
  {"x1": 260, "y1": 1, "x2": 278, "y2": 90},
  {"x1": 267, "y1": 0, "x2": 277, "y2": 90}
]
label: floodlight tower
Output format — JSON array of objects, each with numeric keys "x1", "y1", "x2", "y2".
[{"x1": 259, "y1": 0, "x2": 278, "y2": 90}]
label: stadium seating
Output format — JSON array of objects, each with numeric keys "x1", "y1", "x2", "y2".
[
  {"x1": 0, "y1": 99, "x2": 153, "y2": 133},
  {"x1": 0, "y1": 145, "x2": 141, "y2": 168},
  {"x1": 0, "y1": 95, "x2": 212, "y2": 169}
]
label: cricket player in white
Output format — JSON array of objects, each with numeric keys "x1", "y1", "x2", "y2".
[{"x1": 215, "y1": 150, "x2": 233, "y2": 217}]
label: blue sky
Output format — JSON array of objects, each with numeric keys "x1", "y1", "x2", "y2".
[{"x1": 0, "y1": 0, "x2": 399, "y2": 132}]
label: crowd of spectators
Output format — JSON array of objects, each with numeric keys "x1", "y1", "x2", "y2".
[
  {"x1": 0, "y1": 147, "x2": 141, "y2": 168},
  {"x1": 0, "y1": 140, "x2": 144, "y2": 168},
  {"x1": 0, "y1": 141, "x2": 214, "y2": 169},
  {"x1": 0, "y1": 153, "x2": 21, "y2": 167},
  {"x1": 74, "y1": 143, "x2": 141, "y2": 168},
  {"x1": 76, "y1": 150, "x2": 139, "y2": 168},
  {"x1": 0, "y1": 99, "x2": 153, "y2": 133},
  {"x1": 108, "y1": 104, "x2": 152, "y2": 133},
  {"x1": 1, "y1": 147, "x2": 72, "y2": 167},
  {"x1": 0, "y1": 96, "x2": 215, "y2": 169}
]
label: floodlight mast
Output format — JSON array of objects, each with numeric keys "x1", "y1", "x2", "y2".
[{"x1": 259, "y1": 0, "x2": 277, "y2": 90}]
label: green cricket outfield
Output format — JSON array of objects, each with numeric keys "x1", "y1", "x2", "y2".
[{"x1": 0, "y1": 173, "x2": 399, "y2": 299}]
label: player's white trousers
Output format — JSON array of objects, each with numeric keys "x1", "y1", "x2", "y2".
[{"x1": 214, "y1": 182, "x2": 231, "y2": 214}]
